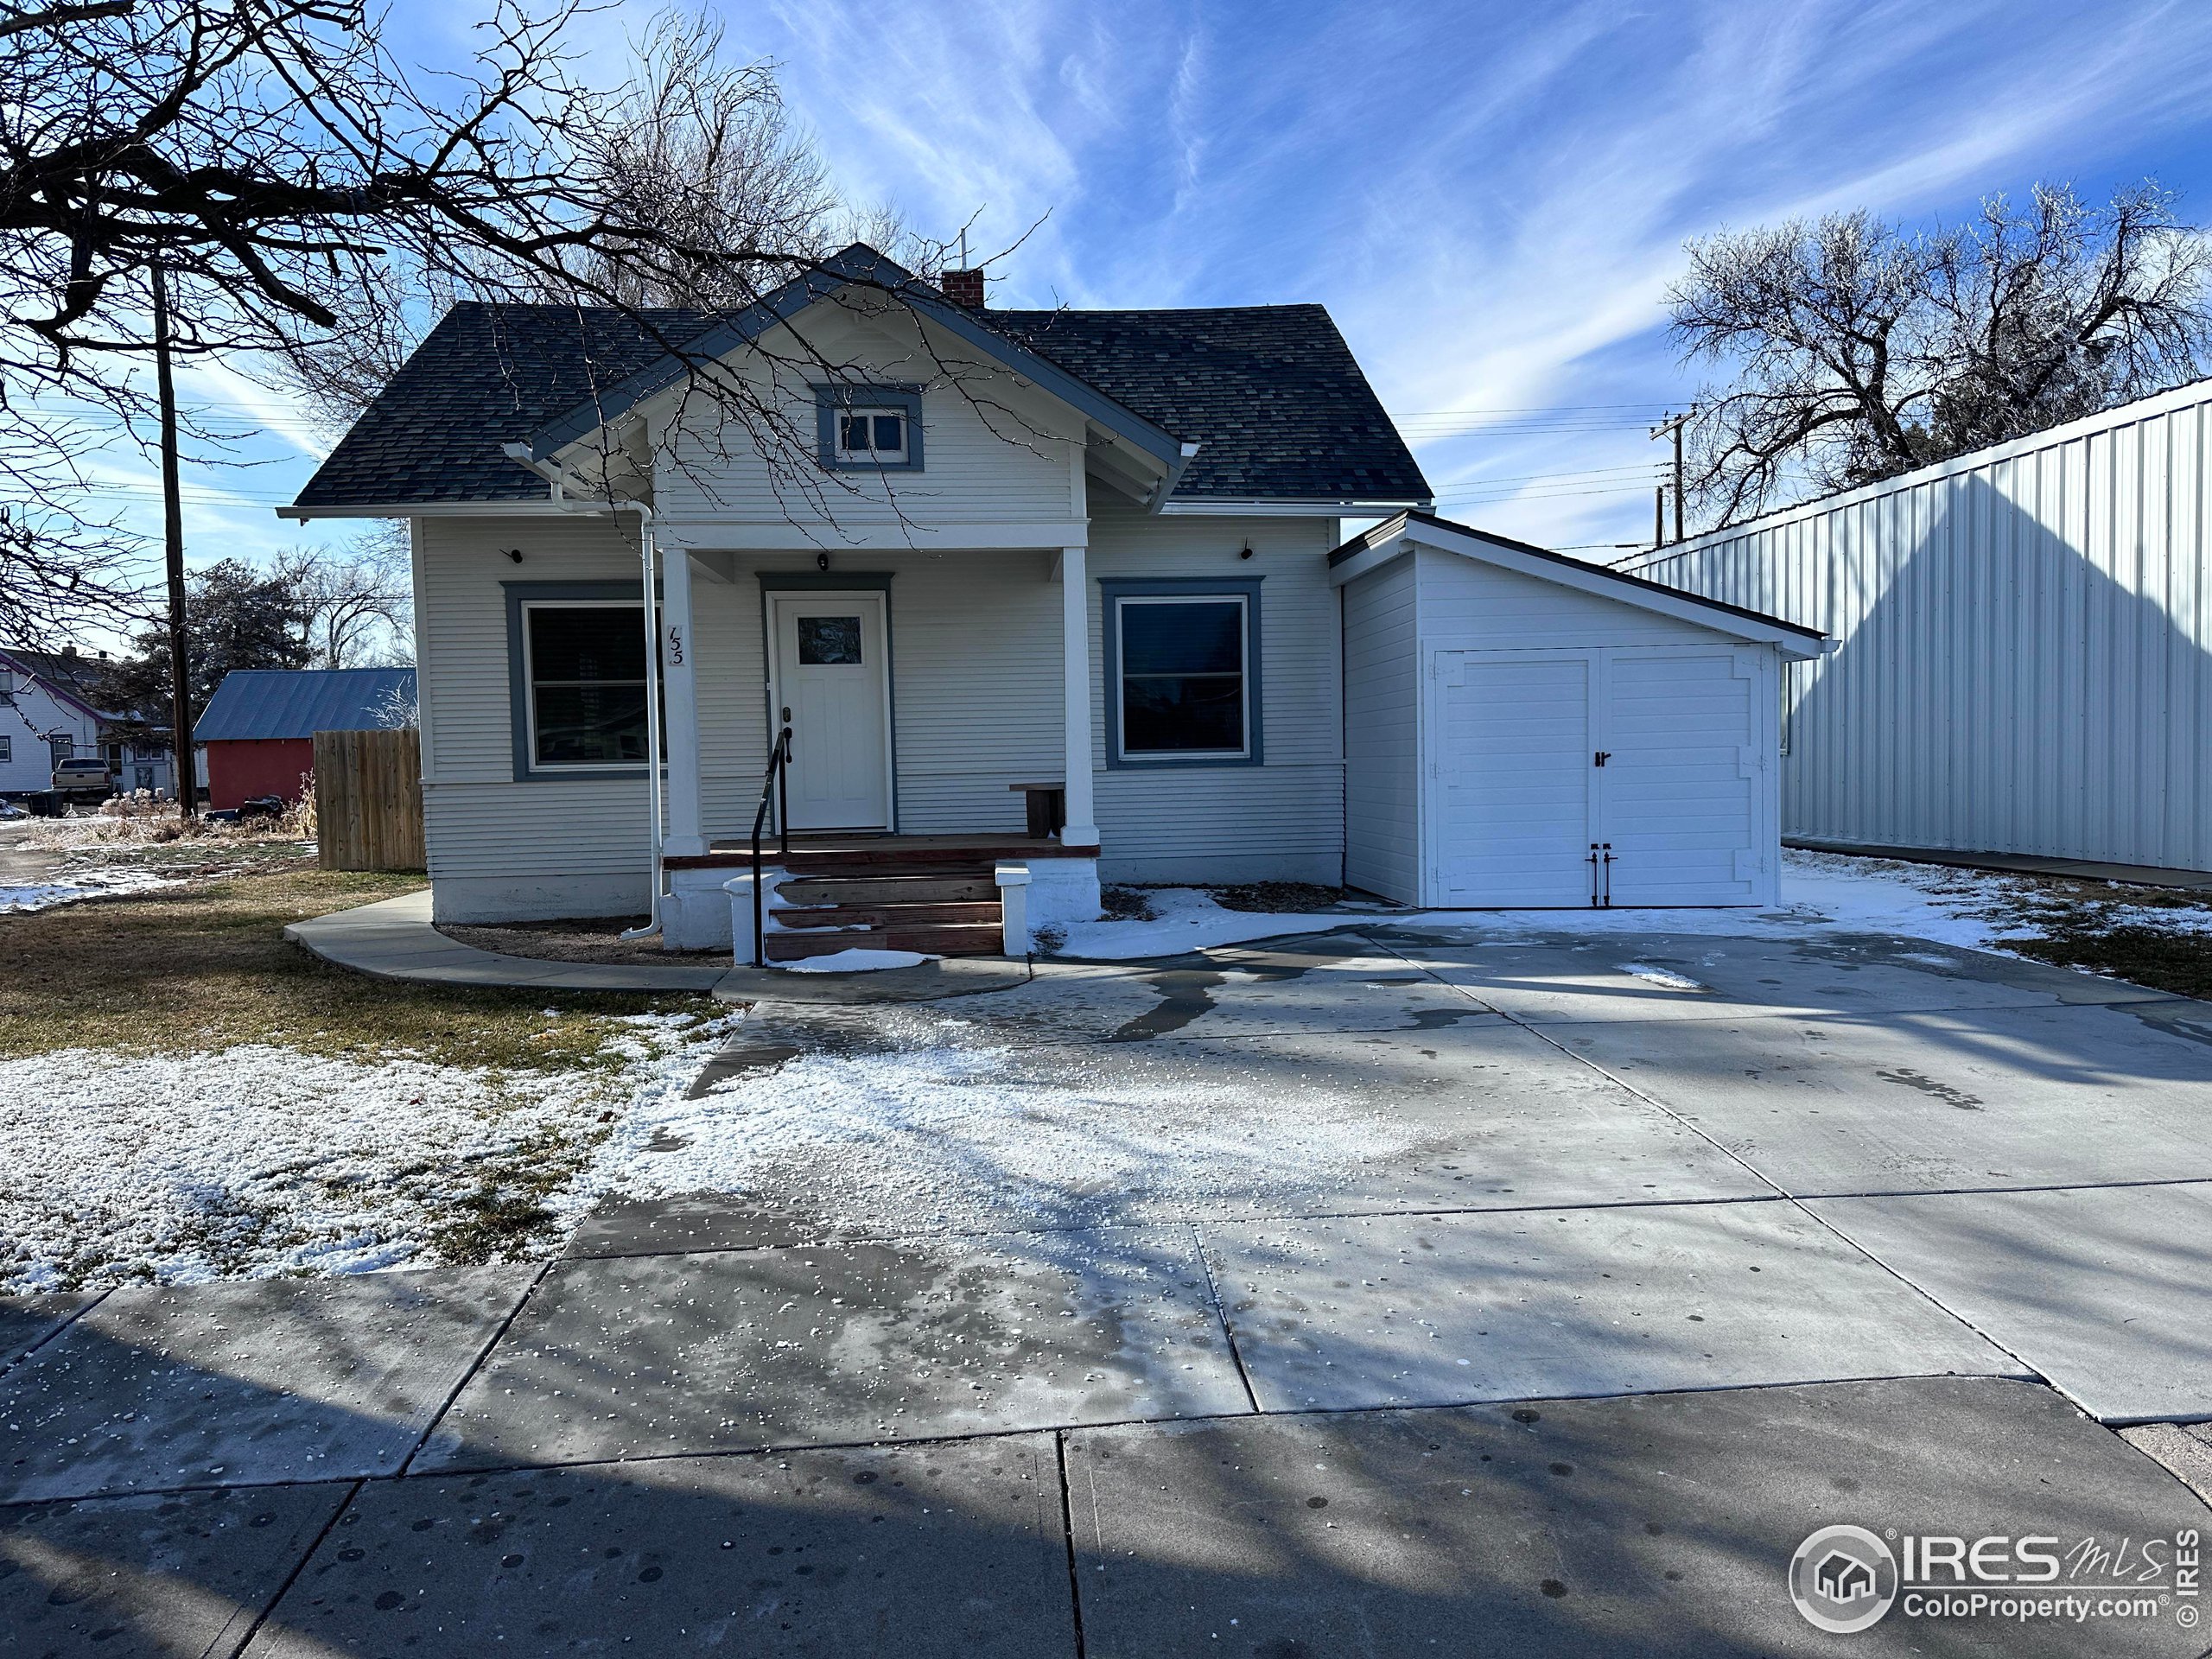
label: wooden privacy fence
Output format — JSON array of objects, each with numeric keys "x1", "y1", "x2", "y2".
[{"x1": 314, "y1": 728, "x2": 425, "y2": 872}]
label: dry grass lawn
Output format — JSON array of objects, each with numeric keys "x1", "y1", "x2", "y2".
[{"x1": 0, "y1": 858, "x2": 700, "y2": 1071}]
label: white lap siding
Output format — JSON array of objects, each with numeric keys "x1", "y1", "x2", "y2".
[
  {"x1": 1089, "y1": 509, "x2": 1344, "y2": 885},
  {"x1": 1341, "y1": 553, "x2": 1421, "y2": 902},
  {"x1": 695, "y1": 548, "x2": 1063, "y2": 837},
  {"x1": 416, "y1": 508, "x2": 1354, "y2": 920},
  {"x1": 414, "y1": 512, "x2": 677, "y2": 920}
]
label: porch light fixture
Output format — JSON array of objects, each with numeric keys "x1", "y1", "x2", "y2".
[
  {"x1": 1238, "y1": 543, "x2": 1255, "y2": 560},
  {"x1": 816, "y1": 551, "x2": 830, "y2": 571},
  {"x1": 504, "y1": 548, "x2": 524, "y2": 563}
]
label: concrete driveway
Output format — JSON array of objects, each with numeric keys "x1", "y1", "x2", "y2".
[{"x1": 5, "y1": 925, "x2": 2210, "y2": 1656}]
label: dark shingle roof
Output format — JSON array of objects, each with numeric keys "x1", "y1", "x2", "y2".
[
  {"x1": 983, "y1": 306, "x2": 1429, "y2": 502},
  {"x1": 292, "y1": 295, "x2": 1428, "y2": 510},
  {"x1": 295, "y1": 303, "x2": 710, "y2": 509},
  {"x1": 194, "y1": 668, "x2": 417, "y2": 741}
]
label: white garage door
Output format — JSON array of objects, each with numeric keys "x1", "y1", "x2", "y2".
[
  {"x1": 1433, "y1": 651, "x2": 1594, "y2": 906},
  {"x1": 1430, "y1": 645, "x2": 1768, "y2": 907},
  {"x1": 1604, "y1": 648, "x2": 1762, "y2": 905}
]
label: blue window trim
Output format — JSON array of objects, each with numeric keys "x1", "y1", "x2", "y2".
[
  {"x1": 812, "y1": 384, "x2": 925, "y2": 472},
  {"x1": 504, "y1": 580, "x2": 659, "y2": 782},
  {"x1": 1098, "y1": 576, "x2": 1265, "y2": 770}
]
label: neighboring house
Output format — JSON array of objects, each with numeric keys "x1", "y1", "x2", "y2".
[
  {"x1": 283, "y1": 244, "x2": 1816, "y2": 955},
  {"x1": 0, "y1": 646, "x2": 172, "y2": 798},
  {"x1": 1626, "y1": 377, "x2": 2212, "y2": 876},
  {"x1": 194, "y1": 667, "x2": 417, "y2": 810}
]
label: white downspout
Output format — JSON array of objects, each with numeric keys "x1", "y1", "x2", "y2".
[
  {"x1": 615, "y1": 499, "x2": 665, "y2": 942},
  {"x1": 500, "y1": 443, "x2": 664, "y2": 940}
]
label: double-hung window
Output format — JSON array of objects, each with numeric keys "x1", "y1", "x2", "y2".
[
  {"x1": 1103, "y1": 582, "x2": 1262, "y2": 766},
  {"x1": 522, "y1": 601, "x2": 651, "y2": 768}
]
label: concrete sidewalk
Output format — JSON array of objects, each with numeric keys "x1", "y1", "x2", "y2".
[
  {"x1": 283, "y1": 887, "x2": 1035, "y2": 1001},
  {"x1": 10, "y1": 925, "x2": 2212, "y2": 1653}
]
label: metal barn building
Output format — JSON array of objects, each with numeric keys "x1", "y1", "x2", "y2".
[{"x1": 1623, "y1": 379, "x2": 2212, "y2": 876}]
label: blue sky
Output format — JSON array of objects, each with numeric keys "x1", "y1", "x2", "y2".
[{"x1": 104, "y1": 0, "x2": 2212, "y2": 601}]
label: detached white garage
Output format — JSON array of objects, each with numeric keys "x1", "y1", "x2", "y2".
[{"x1": 1334, "y1": 513, "x2": 1829, "y2": 909}]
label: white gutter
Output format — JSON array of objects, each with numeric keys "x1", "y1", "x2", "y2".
[{"x1": 501, "y1": 443, "x2": 667, "y2": 943}]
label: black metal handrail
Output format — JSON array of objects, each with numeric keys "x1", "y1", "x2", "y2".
[{"x1": 749, "y1": 726, "x2": 792, "y2": 967}]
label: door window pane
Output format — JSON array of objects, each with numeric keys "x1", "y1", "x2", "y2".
[
  {"x1": 1118, "y1": 598, "x2": 1247, "y2": 756},
  {"x1": 798, "y1": 615, "x2": 864, "y2": 665}
]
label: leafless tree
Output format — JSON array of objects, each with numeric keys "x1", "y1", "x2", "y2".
[
  {"x1": 274, "y1": 530, "x2": 412, "y2": 667},
  {"x1": 1668, "y1": 181, "x2": 2212, "y2": 528},
  {"x1": 1, "y1": 0, "x2": 971, "y2": 635}
]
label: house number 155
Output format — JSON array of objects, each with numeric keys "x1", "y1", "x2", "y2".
[{"x1": 665, "y1": 625, "x2": 684, "y2": 666}]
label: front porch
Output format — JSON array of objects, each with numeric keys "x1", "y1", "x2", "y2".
[
  {"x1": 662, "y1": 831, "x2": 1104, "y2": 959},
  {"x1": 646, "y1": 533, "x2": 1109, "y2": 960}
]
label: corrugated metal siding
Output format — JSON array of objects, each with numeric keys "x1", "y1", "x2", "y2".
[
  {"x1": 1625, "y1": 383, "x2": 2212, "y2": 871},
  {"x1": 1341, "y1": 556, "x2": 1421, "y2": 902}
]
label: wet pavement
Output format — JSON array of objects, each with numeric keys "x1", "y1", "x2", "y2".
[{"x1": 4, "y1": 924, "x2": 2209, "y2": 1655}]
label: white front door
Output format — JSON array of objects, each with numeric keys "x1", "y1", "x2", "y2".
[
  {"x1": 770, "y1": 593, "x2": 893, "y2": 830},
  {"x1": 1431, "y1": 649, "x2": 1597, "y2": 906}
]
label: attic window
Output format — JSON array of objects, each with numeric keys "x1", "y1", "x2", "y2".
[
  {"x1": 836, "y1": 410, "x2": 907, "y2": 463},
  {"x1": 814, "y1": 385, "x2": 924, "y2": 471}
]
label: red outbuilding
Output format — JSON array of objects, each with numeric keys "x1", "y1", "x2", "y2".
[{"x1": 194, "y1": 667, "x2": 416, "y2": 811}]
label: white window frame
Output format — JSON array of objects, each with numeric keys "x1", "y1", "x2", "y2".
[
  {"x1": 833, "y1": 407, "x2": 911, "y2": 466},
  {"x1": 1111, "y1": 592, "x2": 1254, "y2": 764},
  {"x1": 519, "y1": 597, "x2": 654, "y2": 772}
]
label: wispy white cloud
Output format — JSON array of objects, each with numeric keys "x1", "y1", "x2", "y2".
[
  {"x1": 76, "y1": 0, "x2": 2212, "y2": 610},
  {"x1": 707, "y1": 0, "x2": 2212, "y2": 544}
]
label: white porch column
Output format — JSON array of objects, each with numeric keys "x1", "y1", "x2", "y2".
[
  {"x1": 1058, "y1": 543, "x2": 1099, "y2": 848},
  {"x1": 660, "y1": 542, "x2": 707, "y2": 857}
]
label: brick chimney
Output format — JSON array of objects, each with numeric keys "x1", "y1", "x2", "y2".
[{"x1": 940, "y1": 268, "x2": 986, "y2": 308}]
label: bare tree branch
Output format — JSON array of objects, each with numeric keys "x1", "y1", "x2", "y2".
[{"x1": 1667, "y1": 181, "x2": 2212, "y2": 530}]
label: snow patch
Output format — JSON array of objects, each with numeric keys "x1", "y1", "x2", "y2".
[
  {"x1": 572, "y1": 1007, "x2": 1421, "y2": 1232},
  {"x1": 1054, "y1": 850, "x2": 2212, "y2": 961},
  {"x1": 776, "y1": 948, "x2": 935, "y2": 974},
  {"x1": 0, "y1": 866, "x2": 183, "y2": 912},
  {"x1": 0, "y1": 1012, "x2": 737, "y2": 1292},
  {"x1": 1616, "y1": 962, "x2": 1707, "y2": 991}
]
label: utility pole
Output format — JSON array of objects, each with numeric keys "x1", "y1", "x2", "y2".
[
  {"x1": 1653, "y1": 485, "x2": 1665, "y2": 550},
  {"x1": 1649, "y1": 409, "x2": 1692, "y2": 544},
  {"x1": 151, "y1": 264, "x2": 197, "y2": 817}
]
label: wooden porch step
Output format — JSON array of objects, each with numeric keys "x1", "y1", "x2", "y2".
[
  {"x1": 775, "y1": 900, "x2": 1001, "y2": 930},
  {"x1": 776, "y1": 874, "x2": 996, "y2": 906},
  {"x1": 765, "y1": 922, "x2": 1005, "y2": 961},
  {"x1": 772, "y1": 841, "x2": 1061, "y2": 869}
]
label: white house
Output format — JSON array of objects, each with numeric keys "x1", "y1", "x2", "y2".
[
  {"x1": 284, "y1": 246, "x2": 1821, "y2": 957},
  {"x1": 0, "y1": 647, "x2": 172, "y2": 798}
]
